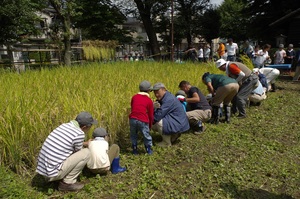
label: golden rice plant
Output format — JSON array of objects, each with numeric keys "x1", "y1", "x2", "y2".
[
  {"x1": 0, "y1": 61, "x2": 224, "y2": 174},
  {"x1": 239, "y1": 54, "x2": 254, "y2": 70},
  {"x1": 82, "y1": 40, "x2": 118, "y2": 61}
]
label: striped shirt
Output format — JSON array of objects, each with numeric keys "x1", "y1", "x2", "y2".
[{"x1": 36, "y1": 120, "x2": 85, "y2": 177}]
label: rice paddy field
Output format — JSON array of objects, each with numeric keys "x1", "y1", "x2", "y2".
[{"x1": 0, "y1": 61, "x2": 299, "y2": 198}]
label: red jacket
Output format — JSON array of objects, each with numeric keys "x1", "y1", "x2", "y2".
[{"x1": 129, "y1": 93, "x2": 154, "y2": 128}]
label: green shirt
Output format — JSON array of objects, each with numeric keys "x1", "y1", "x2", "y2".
[{"x1": 204, "y1": 74, "x2": 237, "y2": 89}]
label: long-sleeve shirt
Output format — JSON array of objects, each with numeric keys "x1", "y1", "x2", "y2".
[
  {"x1": 129, "y1": 92, "x2": 154, "y2": 128},
  {"x1": 154, "y1": 91, "x2": 190, "y2": 134}
]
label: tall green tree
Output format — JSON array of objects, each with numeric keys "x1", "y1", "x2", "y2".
[
  {"x1": 241, "y1": 0, "x2": 300, "y2": 43},
  {"x1": 176, "y1": 0, "x2": 210, "y2": 47},
  {"x1": 48, "y1": 0, "x2": 79, "y2": 66},
  {"x1": 74, "y1": 0, "x2": 132, "y2": 43},
  {"x1": 133, "y1": 0, "x2": 163, "y2": 60},
  {"x1": 197, "y1": 6, "x2": 221, "y2": 42},
  {"x1": 0, "y1": 0, "x2": 41, "y2": 64},
  {"x1": 218, "y1": 0, "x2": 248, "y2": 41}
]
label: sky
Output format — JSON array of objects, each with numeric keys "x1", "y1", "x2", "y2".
[{"x1": 210, "y1": 0, "x2": 224, "y2": 6}]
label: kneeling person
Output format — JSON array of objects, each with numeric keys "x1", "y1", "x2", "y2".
[
  {"x1": 152, "y1": 83, "x2": 190, "y2": 147},
  {"x1": 87, "y1": 128, "x2": 126, "y2": 175}
]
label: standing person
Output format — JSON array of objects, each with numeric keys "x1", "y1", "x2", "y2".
[
  {"x1": 201, "y1": 72, "x2": 239, "y2": 124},
  {"x1": 184, "y1": 45, "x2": 198, "y2": 62},
  {"x1": 217, "y1": 41, "x2": 226, "y2": 60},
  {"x1": 216, "y1": 59, "x2": 259, "y2": 118},
  {"x1": 285, "y1": 44, "x2": 296, "y2": 65},
  {"x1": 87, "y1": 128, "x2": 126, "y2": 175},
  {"x1": 36, "y1": 112, "x2": 97, "y2": 191},
  {"x1": 243, "y1": 40, "x2": 253, "y2": 58},
  {"x1": 253, "y1": 44, "x2": 271, "y2": 68},
  {"x1": 179, "y1": 81, "x2": 211, "y2": 134},
  {"x1": 151, "y1": 83, "x2": 190, "y2": 147},
  {"x1": 292, "y1": 49, "x2": 300, "y2": 81},
  {"x1": 253, "y1": 68, "x2": 280, "y2": 92},
  {"x1": 225, "y1": 38, "x2": 239, "y2": 61},
  {"x1": 129, "y1": 80, "x2": 154, "y2": 155},
  {"x1": 273, "y1": 44, "x2": 286, "y2": 64},
  {"x1": 204, "y1": 44, "x2": 211, "y2": 62},
  {"x1": 251, "y1": 45, "x2": 261, "y2": 68},
  {"x1": 198, "y1": 44, "x2": 204, "y2": 62}
]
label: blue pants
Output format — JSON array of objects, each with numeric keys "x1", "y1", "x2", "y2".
[
  {"x1": 130, "y1": 118, "x2": 152, "y2": 147},
  {"x1": 227, "y1": 55, "x2": 236, "y2": 61}
]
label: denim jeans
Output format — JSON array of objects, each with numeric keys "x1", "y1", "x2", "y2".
[
  {"x1": 227, "y1": 55, "x2": 236, "y2": 61},
  {"x1": 130, "y1": 118, "x2": 152, "y2": 147}
]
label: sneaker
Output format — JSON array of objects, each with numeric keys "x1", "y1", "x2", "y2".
[{"x1": 58, "y1": 181, "x2": 84, "y2": 192}]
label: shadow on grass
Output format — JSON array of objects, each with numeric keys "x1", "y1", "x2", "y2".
[
  {"x1": 31, "y1": 167, "x2": 100, "y2": 194},
  {"x1": 220, "y1": 182, "x2": 295, "y2": 199},
  {"x1": 31, "y1": 174, "x2": 59, "y2": 193}
]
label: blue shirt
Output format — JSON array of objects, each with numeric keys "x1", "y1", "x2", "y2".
[
  {"x1": 252, "y1": 82, "x2": 264, "y2": 95},
  {"x1": 154, "y1": 91, "x2": 190, "y2": 134}
]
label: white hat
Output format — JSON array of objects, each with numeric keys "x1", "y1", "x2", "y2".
[
  {"x1": 216, "y1": 59, "x2": 227, "y2": 68},
  {"x1": 253, "y1": 68, "x2": 259, "y2": 73}
]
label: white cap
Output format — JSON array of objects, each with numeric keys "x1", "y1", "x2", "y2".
[
  {"x1": 216, "y1": 59, "x2": 227, "y2": 68},
  {"x1": 253, "y1": 68, "x2": 259, "y2": 73}
]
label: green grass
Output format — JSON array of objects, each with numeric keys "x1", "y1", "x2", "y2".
[{"x1": 0, "y1": 62, "x2": 299, "y2": 198}]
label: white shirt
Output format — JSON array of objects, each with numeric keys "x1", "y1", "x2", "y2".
[
  {"x1": 204, "y1": 48, "x2": 210, "y2": 58},
  {"x1": 274, "y1": 49, "x2": 286, "y2": 64},
  {"x1": 198, "y1": 48, "x2": 203, "y2": 58},
  {"x1": 87, "y1": 137, "x2": 110, "y2": 169},
  {"x1": 226, "y1": 43, "x2": 238, "y2": 56},
  {"x1": 254, "y1": 50, "x2": 269, "y2": 67}
]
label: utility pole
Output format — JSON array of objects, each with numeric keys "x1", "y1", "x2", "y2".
[{"x1": 171, "y1": 0, "x2": 174, "y2": 62}]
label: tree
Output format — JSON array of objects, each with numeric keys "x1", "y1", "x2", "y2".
[
  {"x1": 241, "y1": 0, "x2": 300, "y2": 43},
  {"x1": 197, "y1": 6, "x2": 221, "y2": 42},
  {"x1": 0, "y1": 0, "x2": 41, "y2": 65},
  {"x1": 48, "y1": 0, "x2": 79, "y2": 66},
  {"x1": 133, "y1": 0, "x2": 162, "y2": 60},
  {"x1": 218, "y1": 0, "x2": 248, "y2": 41},
  {"x1": 74, "y1": 0, "x2": 132, "y2": 44},
  {"x1": 175, "y1": 0, "x2": 210, "y2": 47}
]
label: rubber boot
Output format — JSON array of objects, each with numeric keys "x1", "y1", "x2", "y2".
[
  {"x1": 270, "y1": 83, "x2": 276, "y2": 92},
  {"x1": 209, "y1": 106, "x2": 220, "y2": 124},
  {"x1": 144, "y1": 145, "x2": 153, "y2": 155},
  {"x1": 193, "y1": 120, "x2": 206, "y2": 135},
  {"x1": 224, "y1": 105, "x2": 231, "y2": 123},
  {"x1": 157, "y1": 134, "x2": 172, "y2": 147},
  {"x1": 111, "y1": 157, "x2": 126, "y2": 174},
  {"x1": 132, "y1": 144, "x2": 138, "y2": 155}
]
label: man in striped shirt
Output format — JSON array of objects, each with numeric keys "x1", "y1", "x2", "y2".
[{"x1": 36, "y1": 112, "x2": 97, "y2": 191}]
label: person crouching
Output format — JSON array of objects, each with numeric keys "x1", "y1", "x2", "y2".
[{"x1": 87, "y1": 128, "x2": 126, "y2": 175}]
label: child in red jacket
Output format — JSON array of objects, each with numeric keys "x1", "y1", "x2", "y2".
[{"x1": 129, "y1": 80, "x2": 154, "y2": 155}]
